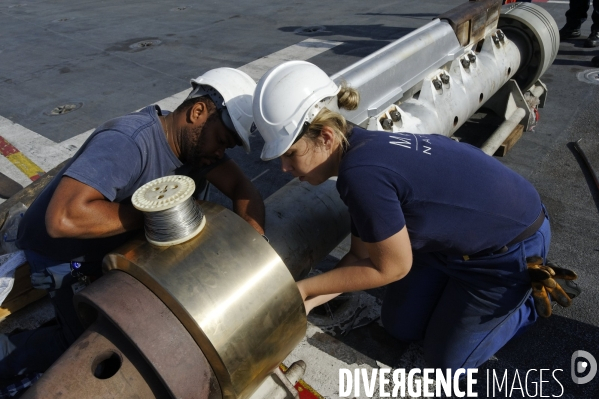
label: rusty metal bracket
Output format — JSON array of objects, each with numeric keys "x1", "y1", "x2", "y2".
[
  {"x1": 484, "y1": 79, "x2": 532, "y2": 131},
  {"x1": 438, "y1": 0, "x2": 503, "y2": 46}
]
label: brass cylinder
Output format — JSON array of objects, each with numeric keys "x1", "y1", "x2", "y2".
[
  {"x1": 265, "y1": 178, "x2": 350, "y2": 280},
  {"x1": 104, "y1": 202, "x2": 306, "y2": 399}
]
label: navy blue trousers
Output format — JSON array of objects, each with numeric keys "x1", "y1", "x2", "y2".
[
  {"x1": 566, "y1": 0, "x2": 599, "y2": 31},
  {"x1": 381, "y1": 214, "x2": 551, "y2": 370},
  {"x1": 0, "y1": 251, "x2": 101, "y2": 378}
]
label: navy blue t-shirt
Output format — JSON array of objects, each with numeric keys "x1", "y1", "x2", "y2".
[
  {"x1": 17, "y1": 105, "x2": 226, "y2": 262},
  {"x1": 336, "y1": 128, "x2": 542, "y2": 255}
]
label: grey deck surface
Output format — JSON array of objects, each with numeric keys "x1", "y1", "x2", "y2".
[{"x1": 1, "y1": 0, "x2": 598, "y2": 397}]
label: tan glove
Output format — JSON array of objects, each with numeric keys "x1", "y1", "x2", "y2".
[{"x1": 526, "y1": 257, "x2": 578, "y2": 318}]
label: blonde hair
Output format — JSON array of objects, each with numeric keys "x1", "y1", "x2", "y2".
[{"x1": 303, "y1": 83, "x2": 360, "y2": 149}]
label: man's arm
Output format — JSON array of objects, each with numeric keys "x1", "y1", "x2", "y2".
[
  {"x1": 45, "y1": 176, "x2": 144, "y2": 239},
  {"x1": 205, "y1": 159, "x2": 265, "y2": 234}
]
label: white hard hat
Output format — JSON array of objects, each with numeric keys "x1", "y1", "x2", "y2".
[
  {"x1": 253, "y1": 61, "x2": 340, "y2": 161},
  {"x1": 189, "y1": 68, "x2": 256, "y2": 153}
]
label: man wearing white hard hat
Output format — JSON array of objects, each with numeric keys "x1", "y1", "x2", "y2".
[{"x1": 3, "y1": 68, "x2": 264, "y2": 380}]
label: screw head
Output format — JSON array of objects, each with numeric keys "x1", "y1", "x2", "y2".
[
  {"x1": 468, "y1": 53, "x2": 476, "y2": 63},
  {"x1": 461, "y1": 58, "x2": 471, "y2": 68},
  {"x1": 381, "y1": 118, "x2": 393, "y2": 130},
  {"x1": 497, "y1": 30, "x2": 505, "y2": 41},
  {"x1": 432, "y1": 79, "x2": 443, "y2": 90},
  {"x1": 390, "y1": 110, "x2": 402, "y2": 122},
  {"x1": 492, "y1": 34, "x2": 500, "y2": 44},
  {"x1": 440, "y1": 74, "x2": 450, "y2": 84}
]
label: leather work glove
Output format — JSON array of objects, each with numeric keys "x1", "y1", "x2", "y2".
[{"x1": 526, "y1": 256, "x2": 579, "y2": 318}]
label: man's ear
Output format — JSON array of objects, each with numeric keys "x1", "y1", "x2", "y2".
[{"x1": 188, "y1": 101, "x2": 207, "y2": 124}]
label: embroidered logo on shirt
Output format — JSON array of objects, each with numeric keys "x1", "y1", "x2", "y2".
[{"x1": 388, "y1": 133, "x2": 432, "y2": 155}]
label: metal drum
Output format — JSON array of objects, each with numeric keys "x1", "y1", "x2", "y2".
[
  {"x1": 499, "y1": 2, "x2": 560, "y2": 91},
  {"x1": 104, "y1": 202, "x2": 306, "y2": 399}
]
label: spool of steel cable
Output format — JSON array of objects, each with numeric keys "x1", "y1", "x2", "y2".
[{"x1": 132, "y1": 175, "x2": 206, "y2": 246}]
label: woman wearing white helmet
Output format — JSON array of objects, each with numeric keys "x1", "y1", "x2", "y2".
[{"x1": 253, "y1": 61, "x2": 558, "y2": 370}]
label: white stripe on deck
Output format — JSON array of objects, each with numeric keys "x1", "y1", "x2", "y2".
[
  {"x1": 0, "y1": 116, "x2": 74, "y2": 172},
  {"x1": 239, "y1": 38, "x2": 342, "y2": 81},
  {"x1": 0, "y1": 38, "x2": 342, "y2": 197}
]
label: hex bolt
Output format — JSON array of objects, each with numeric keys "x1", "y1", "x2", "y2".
[
  {"x1": 468, "y1": 53, "x2": 476, "y2": 63},
  {"x1": 461, "y1": 58, "x2": 470, "y2": 68},
  {"x1": 381, "y1": 118, "x2": 393, "y2": 130},
  {"x1": 492, "y1": 34, "x2": 500, "y2": 45},
  {"x1": 497, "y1": 30, "x2": 505, "y2": 42},
  {"x1": 432, "y1": 79, "x2": 443, "y2": 90},
  {"x1": 440, "y1": 74, "x2": 450, "y2": 84},
  {"x1": 390, "y1": 110, "x2": 402, "y2": 122}
]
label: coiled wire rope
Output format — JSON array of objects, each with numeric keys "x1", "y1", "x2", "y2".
[{"x1": 132, "y1": 175, "x2": 206, "y2": 246}]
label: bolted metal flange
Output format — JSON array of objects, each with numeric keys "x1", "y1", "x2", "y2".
[{"x1": 24, "y1": 271, "x2": 221, "y2": 399}]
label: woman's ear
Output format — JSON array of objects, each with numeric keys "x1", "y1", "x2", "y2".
[{"x1": 320, "y1": 126, "x2": 336, "y2": 150}]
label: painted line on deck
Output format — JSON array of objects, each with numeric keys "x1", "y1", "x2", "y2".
[
  {"x1": 0, "y1": 115, "x2": 75, "y2": 171},
  {"x1": 239, "y1": 38, "x2": 342, "y2": 81},
  {"x1": 0, "y1": 37, "x2": 342, "y2": 195},
  {"x1": 0, "y1": 135, "x2": 44, "y2": 181}
]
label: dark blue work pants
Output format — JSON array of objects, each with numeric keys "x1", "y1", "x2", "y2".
[
  {"x1": 566, "y1": 0, "x2": 599, "y2": 31},
  {"x1": 0, "y1": 251, "x2": 101, "y2": 378},
  {"x1": 381, "y1": 214, "x2": 550, "y2": 370}
]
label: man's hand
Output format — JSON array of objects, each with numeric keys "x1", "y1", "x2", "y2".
[
  {"x1": 527, "y1": 256, "x2": 578, "y2": 317},
  {"x1": 206, "y1": 159, "x2": 265, "y2": 234}
]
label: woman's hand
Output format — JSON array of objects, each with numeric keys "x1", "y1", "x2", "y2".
[
  {"x1": 295, "y1": 229, "x2": 412, "y2": 314},
  {"x1": 295, "y1": 227, "x2": 412, "y2": 301},
  {"x1": 297, "y1": 279, "x2": 341, "y2": 314},
  {"x1": 297, "y1": 279, "x2": 308, "y2": 302}
]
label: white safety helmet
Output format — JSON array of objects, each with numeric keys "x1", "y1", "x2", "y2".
[
  {"x1": 253, "y1": 61, "x2": 340, "y2": 161},
  {"x1": 188, "y1": 68, "x2": 256, "y2": 153}
]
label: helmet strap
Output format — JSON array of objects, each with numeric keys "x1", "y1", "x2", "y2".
[
  {"x1": 188, "y1": 84, "x2": 242, "y2": 144},
  {"x1": 294, "y1": 96, "x2": 340, "y2": 144}
]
